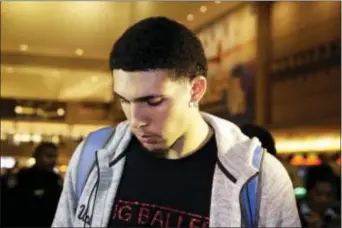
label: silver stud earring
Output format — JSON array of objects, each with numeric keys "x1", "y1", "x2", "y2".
[{"x1": 189, "y1": 102, "x2": 194, "y2": 108}]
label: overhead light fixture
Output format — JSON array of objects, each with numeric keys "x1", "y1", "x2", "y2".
[
  {"x1": 19, "y1": 44, "x2": 28, "y2": 52},
  {"x1": 0, "y1": 156, "x2": 16, "y2": 169},
  {"x1": 31, "y1": 134, "x2": 42, "y2": 143},
  {"x1": 200, "y1": 6, "x2": 207, "y2": 13},
  {"x1": 187, "y1": 14, "x2": 194, "y2": 21},
  {"x1": 276, "y1": 135, "x2": 341, "y2": 153},
  {"x1": 15, "y1": 106, "x2": 23, "y2": 114},
  {"x1": 214, "y1": 1, "x2": 221, "y2": 4},
  {"x1": 51, "y1": 135, "x2": 60, "y2": 144},
  {"x1": 13, "y1": 133, "x2": 31, "y2": 144},
  {"x1": 57, "y1": 108, "x2": 65, "y2": 116},
  {"x1": 75, "y1": 48, "x2": 84, "y2": 56},
  {"x1": 27, "y1": 158, "x2": 36, "y2": 167}
]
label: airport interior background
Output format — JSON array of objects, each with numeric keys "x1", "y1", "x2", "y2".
[{"x1": 0, "y1": 1, "x2": 341, "y2": 226}]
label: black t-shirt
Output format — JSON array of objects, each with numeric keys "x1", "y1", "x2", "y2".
[{"x1": 109, "y1": 135, "x2": 217, "y2": 228}]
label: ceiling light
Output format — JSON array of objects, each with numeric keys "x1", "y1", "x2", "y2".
[
  {"x1": 214, "y1": 1, "x2": 221, "y2": 4},
  {"x1": 200, "y1": 6, "x2": 207, "y2": 13},
  {"x1": 6, "y1": 67, "x2": 14, "y2": 74},
  {"x1": 31, "y1": 134, "x2": 42, "y2": 143},
  {"x1": 14, "y1": 133, "x2": 31, "y2": 143},
  {"x1": 57, "y1": 108, "x2": 65, "y2": 116},
  {"x1": 91, "y1": 76, "x2": 99, "y2": 82},
  {"x1": 51, "y1": 136, "x2": 60, "y2": 144},
  {"x1": 15, "y1": 106, "x2": 23, "y2": 114},
  {"x1": 75, "y1": 48, "x2": 84, "y2": 56},
  {"x1": 27, "y1": 158, "x2": 36, "y2": 166},
  {"x1": 0, "y1": 157, "x2": 16, "y2": 169},
  {"x1": 187, "y1": 14, "x2": 194, "y2": 21},
  {"x1": 19, "y1": 44, "x2": 28, "y2": 52}
]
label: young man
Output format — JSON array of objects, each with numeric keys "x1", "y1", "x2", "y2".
[{"x1": 53, "y1": 17, "x2": 300, "y2": 227}]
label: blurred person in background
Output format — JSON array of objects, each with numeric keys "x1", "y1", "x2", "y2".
[
  {"x1": 319, "y1": 154, "x2": 341, "y2": 202},
  {"x1": 240, "y1": 123, "x2": 302, "y2": 188},
  {"x1": 240, "y1": 123, "x2": 277, "y2": 156},
  {"x1": 299, "y1": 165, "x2": 340, "y2": 228},
  {"x1": 8, "y1": 142, "x2": 63, "y2": 227}
]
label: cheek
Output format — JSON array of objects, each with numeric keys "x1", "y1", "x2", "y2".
[
  {"x1": 159, "y1": 100, "x2": 189, "y2": 135},
  {"x1": 150, "y1": 102, "x2": 173, "y2": 126}
]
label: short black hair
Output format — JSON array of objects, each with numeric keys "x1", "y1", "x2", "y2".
[
  {"x1": 33, "y1": 142, "x2": 58, "y2": 158},
  {"x1": 110, "y1": 17, "x2": 207, "y2": 80},
  {"x1": 240, "y1": 124, "x2": 277, "y2": 156},
  {"x1": 305, "y1": 164, "x2": 334, "y2": 192}
]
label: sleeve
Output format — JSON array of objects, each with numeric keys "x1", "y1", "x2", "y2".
[
  {"x1": 259, "y1": 152, "x2": 302, "y2": 227},
  {"x1": 51, "y1": 141, "x2": 84, "y2": 227}
]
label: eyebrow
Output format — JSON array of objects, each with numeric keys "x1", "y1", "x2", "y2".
[{"x1": 113, "y1": 92, "x2": 163, "y2": 103}]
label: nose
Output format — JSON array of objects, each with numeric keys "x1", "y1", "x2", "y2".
[{"x1": 130, "y1": 103, "x2": 148, "y2": 128}]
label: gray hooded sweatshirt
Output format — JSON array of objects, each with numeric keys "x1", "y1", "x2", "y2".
[{"x1": 52, "y1": 112, "x2": 301, "y2": 227}]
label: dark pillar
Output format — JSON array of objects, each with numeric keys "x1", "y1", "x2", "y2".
[{"x1": 255, "y1": 2, "x2": 272, "y2": 126}]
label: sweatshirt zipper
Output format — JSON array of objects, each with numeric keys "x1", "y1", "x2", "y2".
[{"x1": 239, "y1": 173, "x2": 258, "y2": 228}]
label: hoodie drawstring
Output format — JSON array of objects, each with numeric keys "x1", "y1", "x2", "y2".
[{"x1": 83, "y1": 151, "x2": 100, "y2": 228}]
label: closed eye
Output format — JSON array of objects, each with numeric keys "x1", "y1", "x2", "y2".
[
  {"x1": 147, "y1": 97, "x2": 164, "y2": 106},
  {"x1": 120, "y1": 97, "x2": 164, "y2": 106},
  {"x1": 115, "y1": 91, "x2": 165, "y2": 106}
]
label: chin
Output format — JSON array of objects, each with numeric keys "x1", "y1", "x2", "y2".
[{"x1": 141, "y1": 142, "x2": 168, "y2": 153}]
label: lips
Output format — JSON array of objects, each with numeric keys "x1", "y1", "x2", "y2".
[{"x1": 136, "y1": 134, "x2": 159, "y2": 143}]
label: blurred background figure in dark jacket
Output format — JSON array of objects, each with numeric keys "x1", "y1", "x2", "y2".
[
  {"x1": 240, "y1": 123, "x2": 277, "y2": 156},
  {"x1": 240, "y1": 123, "x2": 301, "y2": 185},
  {"x1": 1, "y1": 142, "x2": 63, "y2": 227},
  {"x1": 298, "y1": 165, "x2": 340, "y2": 228}
]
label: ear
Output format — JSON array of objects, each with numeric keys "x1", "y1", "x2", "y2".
[{"x1": 190, "y1": 76, "x2": 207, "y2": 104}]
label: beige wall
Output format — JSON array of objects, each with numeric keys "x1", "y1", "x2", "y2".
[
  {"x1": 272, "y1": 66, "x2": 340, "y2": 126},
  {"x1": 271, "y1": 1, "x2": 340, "y2": 59},
  {"x1": 270, "y1": 1, "x2": 341, "y2": 126},
  {"x1": 196, "y1": 2, "x2": 341, "y2": 127}
]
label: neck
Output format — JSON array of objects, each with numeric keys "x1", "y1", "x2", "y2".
[{"x1": 167, "y1": 111, "x2": 212, "y2": 159}]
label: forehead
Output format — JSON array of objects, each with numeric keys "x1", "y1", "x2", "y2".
[
  {"x1": 39, "y1": 148, "x2": 57, "y2": 157},
  {"x1": 113, "y1": 69, "x2": 183, "y2": 98}
]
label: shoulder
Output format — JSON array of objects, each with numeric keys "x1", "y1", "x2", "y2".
[
  {"x1": 17, "y1": 167, "x2": 32, "y2": 177},
  {"x1": 261, "y1": 152, "x2": 292, "y2": 189},
  {"x1": 259, "y1": 152, "x2": 301, "y2": 226},
  {"x1": 260, "y1": 152, "x2": 296, "y2": 208}
]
